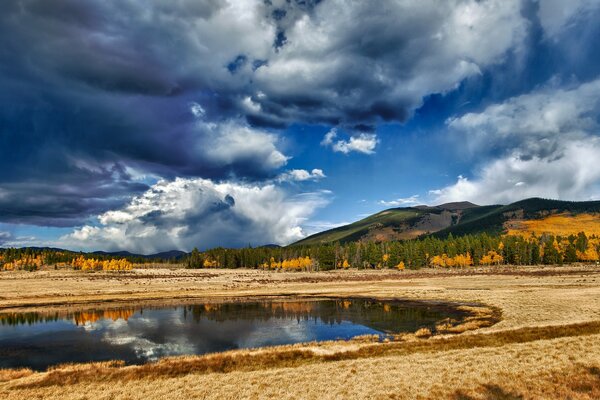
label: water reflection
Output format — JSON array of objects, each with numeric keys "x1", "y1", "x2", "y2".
[
  {"x1": 0, "y1": 309, "x2": 135, "y2": 326},
  {"x1": 0, "y1": 299, "x2": 465, "y2": 370}
]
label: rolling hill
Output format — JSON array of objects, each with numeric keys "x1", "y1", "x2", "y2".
[{"x1": 293, "y1": 198, "x2": 600, "y2": 245}]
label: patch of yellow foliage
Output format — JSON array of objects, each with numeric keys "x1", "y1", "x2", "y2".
[
  {"x1": 507, "y1": 213, "x2": 600, "y2": 238},
  {"x1": 262, "y1": 256, "x2": 314, "y2": 271},
  {"x1": 1, "y1": 255, "x2": 44, "y2": 271},
  {"x1": 71, "y1": 255, "x2": 133, "y2": 271},
  {"x1": 479, "y1": 250, "x2": 504, "y2": 266},
  {"x1": 429, "y1": 253, "x2": 473, "y2": 268}
]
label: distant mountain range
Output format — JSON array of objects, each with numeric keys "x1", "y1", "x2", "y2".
[
  {"x1": 293, "y1": 198, "x2": 600, "y2": 245},
  {"x1": 7, "y1": 247, "x2": 188, "y2": 260},
  {"x1": 91, "y1": 250, "x2": 188, "y2": 260}
]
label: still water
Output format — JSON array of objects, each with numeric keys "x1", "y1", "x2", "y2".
[{"x1": 0, "y1": 298, "x2": 466, "y2": 370}]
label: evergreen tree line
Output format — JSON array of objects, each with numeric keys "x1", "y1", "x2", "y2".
[
  {"x1": 2, "y1": 231, "x2": 599, "y2": 271},
  {"x1": 186, "y1": 232, "x2": 600, "y2": 270}
]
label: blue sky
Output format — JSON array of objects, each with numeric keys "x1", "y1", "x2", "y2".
[{"x1": 1, "y1": 0, "x2": 600, "y2": 253}]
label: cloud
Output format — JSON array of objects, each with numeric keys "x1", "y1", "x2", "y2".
[
  {"x1": 379, "y1": 195, "x2": 421, "y2": 207},
  {"x1": 277, "y1": 169, "x2": 326, "y2": 183},
  {"x1": 0, "y1": 0, "x2": 532, "y2": 227},
  {"x1": 6, "y1": 0, "x2": 598, "y2": 234},
  {"x1": 0, "y1": 101, "x2": 289, "y2": 226},
  {"x1": 0, "y1": 163, "x2": 150, "y2": 227},
  {"x1": 60, "y1": 177, "x2": 330, "y2": 253},
  {"x1": 0, "y1": 0, "x2": 530, "y2": 128},
  {"x1": 194, "y1": 118, "x2": 289, "y2": 176},
  {"x1": 321, "y1": 129, "x2": 378, "y2": 154},
  {"x1": 0, "y1": 231, "x2": 12, "y2": 246},
  {"x1": 536, "y1": 0, "x2": 600, "y2": 38},
  {"x1": 0, "y1": 230, "x2": 39, "y2": 248},
  {"x1": 252, "y1": 0, "x2": 528, "y2": 127},
  {"x1": 432, "y1": 78, "x2": 600, "y2": 205},
  {"x1": 446, "y1": 79, "x2": 600, "y2": 154},
  {"x1": 0, "y1": 1, "x2": 284, "y2": 226}
]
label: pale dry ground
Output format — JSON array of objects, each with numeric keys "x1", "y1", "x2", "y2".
[{"x1": 2, "y1": 265, "x2": 600, "y2": 399}]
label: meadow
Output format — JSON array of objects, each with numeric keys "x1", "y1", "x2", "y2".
[{"x1": 1, "y1": 265, "x2": 600, "y2": 399}]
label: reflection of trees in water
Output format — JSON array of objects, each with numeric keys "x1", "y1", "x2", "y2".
[
  {"x1": 71, "y1": 309, "x2": 135, "y2": 325},
  {"x1": 0, "y1": 309, "x2": 135, "y2": 326},
  {"x1": 182, "y1": 300, "x2": 462, "y2": 333},
  {"x1": 0, "y1": 300, "x2": 465, "y2": 333},
  {"x1": 0, "y1": 312, "x2": 61, "y2": 326}
]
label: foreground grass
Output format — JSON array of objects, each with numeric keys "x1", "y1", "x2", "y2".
[
  {"x1": 2, "y1": 328, "x2": 600, "y2": 399},
  {"x1": 3, "y1": 318, "x2": 599, "y2": 387}
]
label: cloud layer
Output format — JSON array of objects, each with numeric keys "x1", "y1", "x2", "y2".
[
  {"x1": 432, "y1": 79, "x2": 600, "y2": 204},
  {"x1": 62, "y1": 178, "x2": 330, "y2": 253},
  {"x1": 0, "y1": 0, "x2": 530, "y2": 226},
  {"x1": 321, "y1": 129, "x2": 379, "y2": 155},
  {"x1": 2, "y1": 0, "x2": 599, "y2": 249}
]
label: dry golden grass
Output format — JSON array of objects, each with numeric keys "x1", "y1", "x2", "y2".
[
  {"x1": 3, "y1": 331, "x2": 600, "y2": 399},
  {"x1": 0, "y1": 370, "x2": 33, "y2": 383},
  {"x1": 1, "y1": 266, "x2": 600, "y2": 399},
  {"x1": 506, "y1": 212, "x2": 600, "y2": 237}
]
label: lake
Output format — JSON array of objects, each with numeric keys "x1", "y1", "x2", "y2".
[{"x1": 0, "y1": 298, "x2": 466, "y2": 370}]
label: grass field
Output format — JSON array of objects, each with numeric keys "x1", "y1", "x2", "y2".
[
  {"x1": 506, "y1": 213, "x2": 600, "y2": 238},
  {"x1": 1, "y1": 265, "x2": 600, "y2": 399}
]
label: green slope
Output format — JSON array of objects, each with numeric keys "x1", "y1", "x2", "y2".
[
  {"x1": 432, "y1": 198, "x2": 600, "y2": 238},
  {"x1": 293, "y1": 198, "x2": 600, "y2": 246},
  {"x1": 293, "y1": 202, "x2": 480, "y2": 246},
  {"x1": 294, "y1": 208, "x2": 423, "y2": 245}
]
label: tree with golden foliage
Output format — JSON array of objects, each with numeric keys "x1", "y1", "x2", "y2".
[{"x1": 479, "y1": 250, "x2": 504, "y2": 266}]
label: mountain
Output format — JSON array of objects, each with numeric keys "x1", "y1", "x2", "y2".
[
  {"x1": 432, "y1": 198, "x2": 600, "y2": 238},
  {"x1": 294, "y1": 201, "x2": 486, "y2": 245},
  {"x1": 91, "y1": 250, "x2": 188, "y2": 259},
  {"x1": 293, "y1": 198, "x2": 600, "y2": 245},
  {"x1": 2, "y1": 247, "x2": 189, "y2": 260}
]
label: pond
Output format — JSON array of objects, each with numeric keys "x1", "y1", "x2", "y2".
[{"x1": 0, "y1": 298, "x2": 468, "y2": 370}]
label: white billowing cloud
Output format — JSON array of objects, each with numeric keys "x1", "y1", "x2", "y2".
[
  {"x1": 537, "y1": 0, "x2": 600, "y2": 38},
  {"x1": 432, "y1": 140, "x2": 600, "y2": 205},
  {"x1": 187, "y1": 105, "x2": 289, "y2": 176},
  {"x1": 277, "y1": 169, "x2": 326, "y2": 183},
  {"x1": 433, "y1": 78, "x2": 600, "y2": 205},
  {"x1": 321, "y1": 129, "x2": 378, "y2": 154},
  {"x1": 189, "y1": 102, "x2": 206, "y2": 118},
  {"x1": 61, "y1": 178, "x2": 330, "y2": 253},
  {"x1": 202, "y1": 121, "x2": 289, "y2": 172},
  {"x1": 446, "y1": 79, "x2": 600, "y2": 155},
  {"x1": 379, "y1": 195, "x2": 421, "y2": 207}
]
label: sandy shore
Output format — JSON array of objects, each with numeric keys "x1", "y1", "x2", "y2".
[{"x1": 2, "y1": 265, "x2": 600, "y2": 399}]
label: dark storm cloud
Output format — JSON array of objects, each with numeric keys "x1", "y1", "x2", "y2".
[
  {"x1": 250, "y1": 0, "x2": 529, "y2": 127},
  {"x1": 63, "y1": 178, "x2": 330, "y2": 253},
  {"x1": 0, "y1": 0, "x2": 285, "y2": 225},
  {"x1": 0, "y1": 0, "x2": 532, "y2": 226},
  {"x1": 0, "y1": 161, "x2": 149, "y2": 227}
]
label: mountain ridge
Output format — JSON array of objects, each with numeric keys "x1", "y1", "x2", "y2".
[{"x1": 293, "y1": 197, "x2": 600, "y2": 246}]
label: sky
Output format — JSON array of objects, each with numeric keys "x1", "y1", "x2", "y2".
[{"x1": 1, "y1": 0, "x2": 600, "y2": 253}]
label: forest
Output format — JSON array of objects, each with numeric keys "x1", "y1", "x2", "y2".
[
  {"x1": 185, "y1": 231, "x2": 600, "y2": 270},
  {"x1": 1, "y1": 231, "x2": 599, "y2": 272}
]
